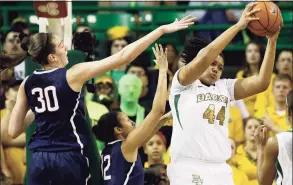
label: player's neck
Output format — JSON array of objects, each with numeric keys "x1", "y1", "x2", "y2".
[
  {"x1": 120, "y1": 100, "x2": 139, "y2": 116},
  {"x1": 42, "y1": 64, "x2": 62, "y2": 70},
  {"x1": 116, "y1": 135, "x2": 125, "y2": 141},
  {"x1": 275, "y1": 102, "x2": 286, "y2": 111}
]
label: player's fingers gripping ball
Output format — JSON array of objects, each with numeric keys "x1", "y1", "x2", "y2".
[{"x1": 248, "y1": 1, "x2": 282, "y2": 36}]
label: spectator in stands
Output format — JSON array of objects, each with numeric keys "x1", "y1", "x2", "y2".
[
  {"x1": 115, "y1": 74, "x2": 145, "y2": 125},
  {"x1": 102, "y1": 26, "x2": 133, "y2": 83},
  {"x1": 10, "y1": 19, "x2": 30, "y2": 35},
  {"x1": 234, "y1": 117, "x2": 263, "y2": 185},
  {"x1": 186, "y1": 1, "x2": 244, "y2": 41},
  {"x1": 152, "y1": 43, "x2": 181, "y2": 112},
  {"x1": 144, "y1": 132, "x2": 167, "y2": 168},
  {"x1": 0, "y1": 144, "x2": 12, "y2": 185},
  {"x1": 153, "y1": 43, "x2": 180, "y2": 76},
  {"x1": 228, "y1": 103, "x2": 245, "y2": 145},
  {"x1": 255, "y1": 50, "x2": 293, "y2": 113},
  {"x1": 2, "y1": 28, "x2": 26, "y2": 81},
  {"x1": 144, "y1": 164, "x2": 170, "y2": 185},
  {"x1": 1, "y1": 80, "x2": 26, "y2": 185},
  {"x1": 92, "y1": 75, "x2": 116, "y2": 109},
  {"x1": 76, "y1": 24, "x2": 92, "y2": 33},
  {"x1": 276, "y1": 50, "x2": 293, "y2": 77},
  {"x1": 125, "y1": 58, "x2": 152, "y2": 114},
  {"x1": 85, "y1": 76, "x2": 113, "y2": 126},
  {"x1": 227, "y1": 138, "x2": 249, "y2": 185},
  {"x1": 255, "y1": 74, "x2": 292, "y2": 136},
  {"x1": 236, "y1": 41, "x2": 264, "y2": 115}
]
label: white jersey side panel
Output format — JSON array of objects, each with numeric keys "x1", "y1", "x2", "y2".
[
  {"x1": 169, "y1": 70, "x2": 237, "y2": 162},
  {"x1": 276, "y1": 131, "x2": 292, "y2": 185}
]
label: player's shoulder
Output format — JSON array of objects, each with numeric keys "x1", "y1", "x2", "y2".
[
  {"x1": 265, "y1": 136, "x2": 279, "y2": 155},
  {"x1": 215, "y1": 78, "x2": 236, "y2": 87}
]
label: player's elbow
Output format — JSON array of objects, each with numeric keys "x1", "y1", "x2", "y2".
[
  {"x1": 150, "y1": 108, "x2": 165, "y2": 118},
  {"x1": 8, "y1": 127, "x2": 20, "y2": 139},
  {"x1": 258, "y1": 80, "x2": 270, "y2": 93},
  {"x1": 119, "y1": 46, "x2": 133, "y2": 65}
]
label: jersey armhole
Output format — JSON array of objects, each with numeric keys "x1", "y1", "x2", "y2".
[
  {"x1": 120, "y1": 141, "x2": 138, "y2": 163},
  {"x1": 23, "y1": 76, "x2": 30, "y2": 98},
  {"x1": 64, "y1": 69, "x2": 81, "y2": 94},
  {"x1": 171, "y1": 68, "x2": 191, "y2": 94}
]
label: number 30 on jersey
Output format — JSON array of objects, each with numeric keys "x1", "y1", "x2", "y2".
[
  {"x1": 32, "y1": 86, "x2": 59, "y2": 113},
  {"x1": 203, "y1": 104, "x2": 225, "y2": 125}
]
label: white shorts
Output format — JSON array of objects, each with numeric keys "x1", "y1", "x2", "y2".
[{"x1": 167, "y1": 158, "x2": 234, "y2": 185}]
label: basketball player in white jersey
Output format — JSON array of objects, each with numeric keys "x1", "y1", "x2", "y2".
[
  {"x1": 167, "y1": 2, "x2": 282, "y2": 185},
  {"x1": 255, "y1": 90, "x2": 292, "y2": 185}
]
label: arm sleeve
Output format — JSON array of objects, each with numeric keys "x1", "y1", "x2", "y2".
[
  {"x1": 170, "y1": 69, "x2": 191, "y2": 94},
  {"x1": 223, "y1": 78, "x2": 237, "y2": 101},
  {"x1": 234, "y1": 99, "x2": 250, "y2": 119}
]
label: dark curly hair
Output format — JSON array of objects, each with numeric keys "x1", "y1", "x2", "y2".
[
  {"x1": 92, "y1": 111, "x2": 121, "y2": 143},
  {"x1": 181, "y1": 36, "x2": 224, "y2": 65}
]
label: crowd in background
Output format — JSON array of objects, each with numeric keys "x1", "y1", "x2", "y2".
[{"x1": 0, "y1": 1, "x2": 292, "y2": 185}]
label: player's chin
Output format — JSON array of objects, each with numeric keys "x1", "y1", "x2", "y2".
[{"x1": 207, "y1": 77, "x2": 217, "y2": 85}]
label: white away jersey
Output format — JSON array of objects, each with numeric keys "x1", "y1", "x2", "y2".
[
  {"x1": 276, "y1": 130, "x2": 292, "y2": 185},
  {"x1": 169, "y1": 70, "x2": 237, "y2": 162}
]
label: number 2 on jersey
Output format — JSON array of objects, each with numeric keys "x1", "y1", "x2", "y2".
[
  {"x1": 32, "y1": 86, "x2": 59, "y2": 113},
  {"x1": 203, "y1": 104, "x2": 225, "y2": 125},
  {"x1": 101, "y1": 155, "x2": 111, "y2": 180}
]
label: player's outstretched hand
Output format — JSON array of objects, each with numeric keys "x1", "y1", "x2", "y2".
[
  {"x1": 254, "y1": 125, "x2": 268, "y2": 147},
  {"x1": 160, "y1": 15, "x2": 196, "y2": 34},
  {"x1": 152, "y1": 43, "x2": 168, "y2": 72},
  {"x1": 236, "y1": 2, "x2": 260, "y2": 30}
]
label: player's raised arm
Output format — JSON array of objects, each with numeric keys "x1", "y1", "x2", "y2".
[
  {"x1": 234, "y1": 26, "x2": 281, "y2": 100},
  {"x1": 67, "y1": 16, "x2": 195, "y2": 91},
  {"x1": 254, "y1": 125, "x2": 278, "y2": 185},
  {"x1": 122, "y1": 44, "x2": 168, "y2": 152},
  {"x1": 7, "y1": 79, "x2": 29, "y2": 138},
  {"x1": 177, "y1": 2, "x2": 260, "y2": 86}
]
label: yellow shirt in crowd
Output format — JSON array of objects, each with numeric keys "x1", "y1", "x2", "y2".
[
  {"x1": 236, "y1": 71, "x2": 257, "y2": 115},
  {"x1": 230, "y1": 164, "x2": 249, "y2": 185},
  {"x1": 229, "y1": 105, "x2": 245, "y2": 144},
  {"x1": 254, "y1": 106, "x2": 291, "y2": 137},
  {"x1": 233, "y1": 145, "x2": 258, "y2": 184},
  {"x1": 1, "y1": 109, "x2": 26, "y2": 185},
  {"x1": 254, "y1": 73, "x2": 276, "y2": 114},
  {"x1": 236, "y1": 71, "x2": 276, "y2": 116}
]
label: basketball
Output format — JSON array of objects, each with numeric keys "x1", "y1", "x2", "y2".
[{"x1": 248, "y1": 1, "x2": 282, "y2": 36}]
